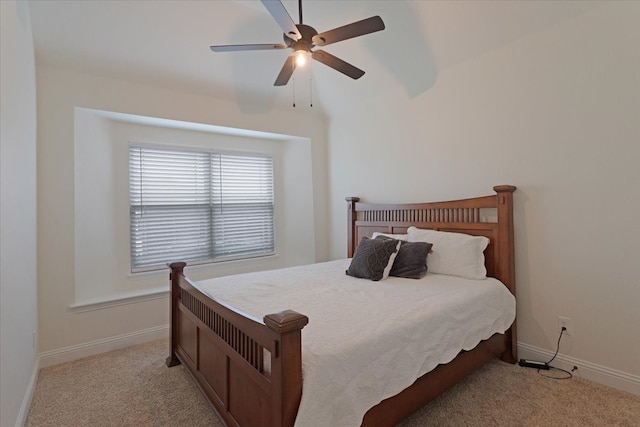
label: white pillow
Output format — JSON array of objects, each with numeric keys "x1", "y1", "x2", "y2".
[
  {"x1": 371, "y1": 232, "x2": 409, "y2": 241},
  {"x1": 406, "y1": 226, "x2": 489, "y2": 279}
]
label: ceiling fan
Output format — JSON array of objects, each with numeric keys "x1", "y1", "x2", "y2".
[{"x1": 210, "y1": 0, "x2": 385, "y2": 86}]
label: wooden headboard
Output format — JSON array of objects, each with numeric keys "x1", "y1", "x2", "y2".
[{"x1": 346, "y1": 185, "x2": 516, "y2": 296}]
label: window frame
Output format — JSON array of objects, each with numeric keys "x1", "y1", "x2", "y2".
[{"x1": 128, "y1": 142, "x2": 276, "y2": 273}]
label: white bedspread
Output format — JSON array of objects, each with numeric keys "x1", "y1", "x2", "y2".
[{"x1": 194, "y1": 259, "x2": 515, "y2": 427}]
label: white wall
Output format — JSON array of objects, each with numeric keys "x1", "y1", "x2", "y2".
[
  {"x1": 36, "y1": 64, "x2": 328, "y2": 357},
  {"x1": 0, "y1": 1, "x2": 39, "y2": 425},
  {"x1": 328, "y1": 2, "x2": 640, "y2": 381}
]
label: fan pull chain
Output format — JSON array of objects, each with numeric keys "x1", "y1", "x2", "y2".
[
  {"x1": 309, "y1": 66, "x2": 313, "y2": 108},
  {"x1": 292, "y1": 76, "x2": 296, "y2": 107}
]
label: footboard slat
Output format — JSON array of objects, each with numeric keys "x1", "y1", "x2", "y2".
[{"x1": 167, "y1": 262, "x2": 308, "y2": 427}]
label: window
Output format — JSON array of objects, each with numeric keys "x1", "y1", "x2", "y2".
[{"x1": 129, "y1": 145, "x2": 275, "y2": 271}]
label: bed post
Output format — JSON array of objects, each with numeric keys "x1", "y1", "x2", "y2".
[
  {"x1": 166, "y1": 261, "x2": 186, "y2": 367},
  {"x1": 346, "y1": 197, "x2": 360, "y2": 257},
  {"x1": 264, "y1": 310, "x2": 309, "y2": 427},
  {"x1": 493, "y1": 185, "x2": 516, "y2": 292},
  {"x1": 493, "y1": 185, "x2": 517, "y2": 363}
]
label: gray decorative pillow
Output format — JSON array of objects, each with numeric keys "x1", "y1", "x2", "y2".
[
  {"x1": 346, "y1": 237, "x2": 400, "y2": 281},
  {"x1": 375, "y1": 236, "x2": 433, "y2": 279}
]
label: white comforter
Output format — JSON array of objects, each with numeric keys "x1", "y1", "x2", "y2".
[{"x1": 194, "y1": 259, "x2": 515, "y2": 427}]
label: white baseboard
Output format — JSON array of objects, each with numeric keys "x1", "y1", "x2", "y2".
[
  {"x1": 15, "y1": 356, "x2": 40, "y2": 427},
  {"x1": 518, "y1": 342, "x2": 640, "y2": 396},
  {"x1": 39, "y1": 324, "x2": 169, "y2": 369}
]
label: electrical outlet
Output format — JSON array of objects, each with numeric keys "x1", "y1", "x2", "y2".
[{"x1": 558, "y1": 316, "x2": 571, "y2": 336}]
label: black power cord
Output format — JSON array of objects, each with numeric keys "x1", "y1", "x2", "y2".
[{"x1": 519, "y1": 327, "x2": 573, "y2": 380}]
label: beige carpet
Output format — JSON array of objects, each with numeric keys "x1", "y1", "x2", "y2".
[{"x1": 26, "y1": 339, "x2": 640, "y2": 427}]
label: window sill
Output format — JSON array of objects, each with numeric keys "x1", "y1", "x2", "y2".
[
  {"x1": 128, "y1": 253, "x2": 280, "y2": 277},
  {"x1": 71, "y1": 254, "x2": 281, "y2": 313}
]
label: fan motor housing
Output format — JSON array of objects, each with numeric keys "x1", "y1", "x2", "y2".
[{"x1": 284, "y1": 23, "x2": 318, "y2": 52}]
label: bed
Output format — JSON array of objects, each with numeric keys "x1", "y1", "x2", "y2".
[{"x1": 166, "y1": 185, "x2": 517, "y2": 427}]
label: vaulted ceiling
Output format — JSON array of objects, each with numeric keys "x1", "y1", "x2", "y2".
[{"x1": 28, "y1": 0, "x2": 601, "y2": 117}]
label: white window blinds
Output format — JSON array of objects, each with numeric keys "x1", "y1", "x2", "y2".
[{"x1": 129, "y1": 145, "x2": 274, "y2": 271}]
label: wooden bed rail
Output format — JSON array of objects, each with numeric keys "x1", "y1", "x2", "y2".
[{"x1": 167, "y1": 262, "x2": 308, "y2": 427}]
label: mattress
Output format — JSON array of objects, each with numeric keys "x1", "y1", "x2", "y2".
[{"x1": 194, "y1": 259, "x2": 516, "y2": 427}]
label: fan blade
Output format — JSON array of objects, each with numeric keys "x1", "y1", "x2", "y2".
[
  {"x1": 312, "y1": 16, "x2": 385, "y2": 47},
  {"x1": 312, "y1": 50, "x2": 365, "y2": 80},
  {"x1": 274, "y1": 55, "x2": 296, "y2": 86},
  {"x1": 210, "y1": 44, "x2": 287, "y2": 52},
  {"x1": 261, "y1": 0, "x2": 302, "y2": 41}
]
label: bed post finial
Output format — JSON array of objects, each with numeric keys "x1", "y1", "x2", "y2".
[
  {"x1": 346, "y1": 197, "x2": 360, "y2": 258},
  {"x1": 493, "y1": 185, "x2": 516, "y2": 194}
]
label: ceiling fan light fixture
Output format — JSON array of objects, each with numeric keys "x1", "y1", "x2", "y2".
[{"x1": 294, "y1": 49, "x2": 309, "y2": 67}]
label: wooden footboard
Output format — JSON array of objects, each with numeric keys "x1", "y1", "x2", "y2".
[{"x1": 167, "y1": 262, "x2": 308, "y2": 427}]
